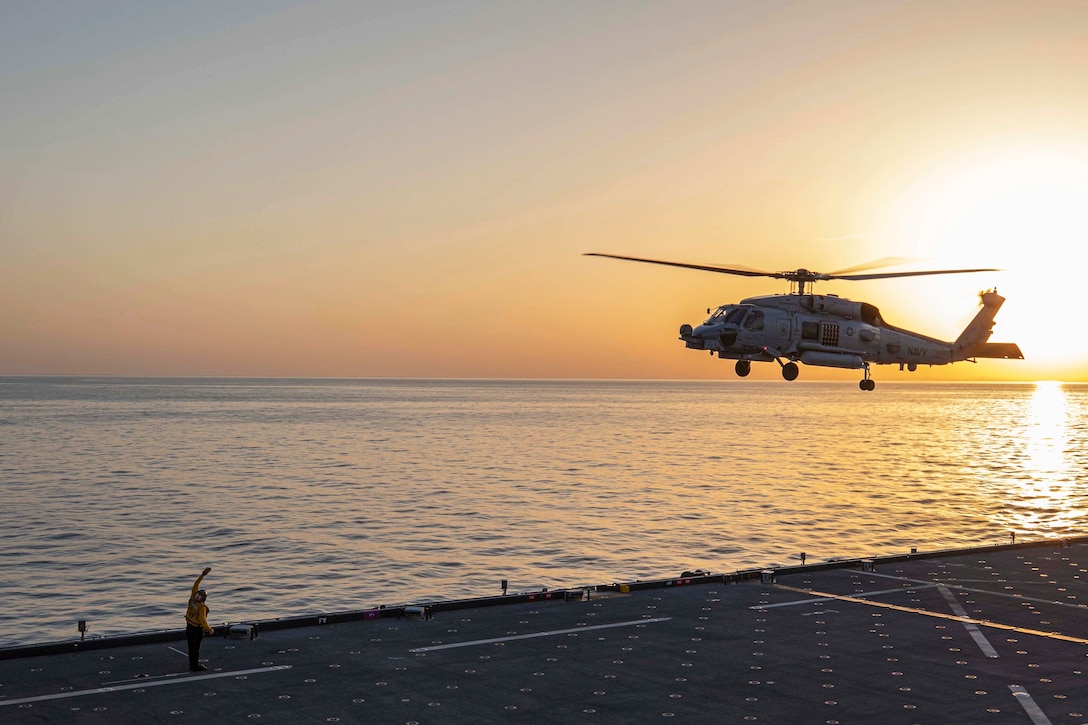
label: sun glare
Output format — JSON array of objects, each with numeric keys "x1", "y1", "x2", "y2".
[
  {"x1": 885, "y1": 148, "x2": 1088, "y2": 379},
  {"x1": 1001, "y1": 381, "x2": 1080, "y2": 536},
  {"x1": 1026, "y1": 381, "x2": 1068, "y2": 474}
]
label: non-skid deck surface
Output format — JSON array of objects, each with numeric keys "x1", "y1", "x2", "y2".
[{"x1": 3, "y1": 544, "x2": 1087, "y2": 723}]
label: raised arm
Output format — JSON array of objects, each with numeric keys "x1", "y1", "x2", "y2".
[{"x1": 191, "y1": 567, "x2": 211, "y2": 597}]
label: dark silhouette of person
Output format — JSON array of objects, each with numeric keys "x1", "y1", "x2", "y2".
[{"x1": 185, "y1": 567, "x2": 215, "y2": 671}]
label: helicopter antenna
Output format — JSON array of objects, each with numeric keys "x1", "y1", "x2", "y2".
[{"x1": 584, "y1": 253, "x2": 1000, "y2": 295}]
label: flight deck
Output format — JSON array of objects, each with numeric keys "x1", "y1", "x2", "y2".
[{"x1": 2, "y1": 539, "x2": 1087, "y2": 723}]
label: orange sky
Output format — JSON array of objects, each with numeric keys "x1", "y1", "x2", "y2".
[{"x1": 3, "y1": 1, "x2": 1088, "y2": 381}]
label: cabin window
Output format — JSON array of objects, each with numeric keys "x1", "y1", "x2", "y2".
[{"x1": 801, "y1": 321, "x2": 819, "y2": 340}]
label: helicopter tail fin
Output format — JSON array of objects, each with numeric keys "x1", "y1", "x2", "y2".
[{"x1": 952, "y1": 290, "x2": 1018, "y2": 361}]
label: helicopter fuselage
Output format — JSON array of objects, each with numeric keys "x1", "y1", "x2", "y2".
[{"x1": 679, "y1": 291, "x2": 1020, "y2": 381}]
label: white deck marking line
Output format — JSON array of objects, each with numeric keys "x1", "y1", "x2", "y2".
[
  {"x1": 1010, "y1": 685, "x2": 1055, "y2": 725},
  {"x1": 167, "y1": 646, "x2": 188, "y2": 658},
  {"x1": 409, "y1": 617, "x2": 672, "y2": 652},
  {"x1": 772, "y1": 584, "x2": 1088, "y2": 645},
  {"x1": 0, "y1": 665, "x2": 292, "y2": 708},
  {"x1": 937, "y1": 584, "x2": 999, "y2": 658},
  {"x1": 102, "y1": 670, "x2": 195, "y2": 685},
  {"x1": 753, "y1": 583, "x2": 936, "y2": 609},
  {"x1": 865, "y1": 571, "x2": 1088, "y2": 610}
]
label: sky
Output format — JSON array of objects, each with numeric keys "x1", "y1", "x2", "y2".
[{"x1": 3, "y1": 0, "x2": 1088, "y2": 381}]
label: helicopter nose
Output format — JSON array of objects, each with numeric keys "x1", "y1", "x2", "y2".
[
  {"x1": 682, "y1": 323, "x2": 737, "y2": 352},
  {"x1": 679, "y1": 323, "x2": 704, "y2": 349},
  {"x1": 694, "y1": 323, "x2": 735, "y2": 342}
]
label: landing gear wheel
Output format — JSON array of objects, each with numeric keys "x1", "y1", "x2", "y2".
[
  {"x1": 781, "y1": 362, "x2": 799, "y2": 381},
  {"x1": 735, "y1": 360, "x2": 751, "y2": 377},
  {"x1": 859, "y1": 363, "x2": 875, "y2": 391}
]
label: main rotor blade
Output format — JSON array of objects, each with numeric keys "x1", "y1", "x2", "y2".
[
  {"x1": 830, "y1": 268, "x2": 1000, "y2": 281},
  {"x1": 829, "y1": 257, "x2": 921, "y2": 275},
  {"x1": 586, "y1": 252, "x2": 1000, "y2": 286},
  {"x1": 584, "y1": 253, "x2": 774, "y2": 278}
]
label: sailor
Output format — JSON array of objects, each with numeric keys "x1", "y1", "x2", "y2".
[{"x1": 185, "y1": 567, "x2": 215, "y2": 671}]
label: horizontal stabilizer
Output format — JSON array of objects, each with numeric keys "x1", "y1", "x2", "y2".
[{"x1": 969, "y1": 342, "x2": 1024, "y2": 360}]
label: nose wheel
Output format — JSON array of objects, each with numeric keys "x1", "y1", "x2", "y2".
[{"x1": 859, "y1": 364, "x2": 875, "y2": 391}]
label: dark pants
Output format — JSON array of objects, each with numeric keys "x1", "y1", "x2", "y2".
[{"x1": 186, "y1": 623, "x2": 204, "y2": 669}]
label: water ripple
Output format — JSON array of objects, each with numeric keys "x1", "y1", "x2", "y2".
[{"x1": 1, "y1": 378, "x2": 1085, "y2": 646}]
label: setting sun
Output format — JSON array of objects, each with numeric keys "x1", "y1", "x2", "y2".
[{"x1": 877, "y1": 146, "x2": 1088, "y2": 380}]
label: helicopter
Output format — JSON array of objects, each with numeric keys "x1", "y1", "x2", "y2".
[{"x1": 586, "y1": 253, "x2": 1023, "y2": 391}]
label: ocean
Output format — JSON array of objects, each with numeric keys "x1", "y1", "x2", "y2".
[{"x1": 1, "y1": 377, "x2": 1084, "y2": 648}]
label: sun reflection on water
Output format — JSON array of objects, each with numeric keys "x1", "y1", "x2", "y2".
[
  {"x1": 1027, "y1": 381, "x2": 1068, "y2": 470},
  {"x1": 1005, "y1": 381, "x2": 1078, "y2": 537}
]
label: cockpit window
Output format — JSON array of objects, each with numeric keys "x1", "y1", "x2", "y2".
[
  {"x1": 744, "y1": 310, "x2": 764, "y2": 331},
  {"x1": 707, "y1": 306, "x2": 749, "y2": 325}
]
